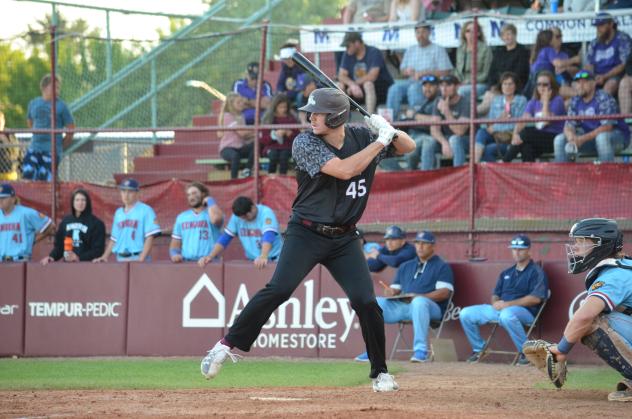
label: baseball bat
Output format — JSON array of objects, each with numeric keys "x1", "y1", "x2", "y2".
[{"x1": 291, "y1": 51, "x2": 370, "y2": 117}]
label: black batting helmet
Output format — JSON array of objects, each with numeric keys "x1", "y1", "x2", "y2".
[
  {"x1": 298, "y1": 88, "x2": 350, "y2": 128},
  {"x1": 566, "y1": 218, "x2": 623, "y2": 274}
]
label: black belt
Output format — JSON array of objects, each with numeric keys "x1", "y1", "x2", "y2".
[
  {"x1": 623, "y1": 307, "x2": 632, "y2": 316},
  {"x1": 117, "y1": 251, "x2": 141, "y2": 258},
  {"x1": 295, "y1": 217, "x2": 356, "y2": 237},
  {"x1": 2, "y1": 256, "x2": 25, "y2": 262}
]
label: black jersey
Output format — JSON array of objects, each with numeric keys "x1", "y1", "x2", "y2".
[{"x1": 291, "y1": 125, "x2": 392, "y2": 226}]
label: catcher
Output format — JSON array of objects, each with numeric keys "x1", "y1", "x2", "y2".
[{"x1": 524, "y1": 218, "x2": 632, "y2": 402}]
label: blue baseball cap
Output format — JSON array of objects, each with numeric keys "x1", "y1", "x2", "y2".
[
  {"x1": 0, "y1": 183, "x2": 15, "y2": 198},
  {"x1": 509, "y1": 234, "x2": 531, "y2": 249},
  {"x1": 118, "y1": 178, "x2": 140, "y2": 191},
  {"x1": 593, "y1": 12, "x2": 614, "y2": 26},
  {"x1": 384, "y1": 225, "x2": 405, "y2": 240},
  {"x1": 421, "y1": 74, "x2": 439, "y2": 85},
  {"x1": 573, "y1": 69, "x2": 594, "y2": 81},
  {"x1": 414, "y1": 230, "x2": 436, "y2": 244}
]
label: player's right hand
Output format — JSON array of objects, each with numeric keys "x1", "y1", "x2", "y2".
[
  {"x1": 40, "y1": 256, "x2": 54, "y2": 266},
  {"x1": 376, "y1": 126, "x2": 396, "y2": 147},
  {"x1": 92, "y1": 256, "x2": 108, "y2": 263},
  {"x1": 171, "y1": 254, "x2": 183, "y2": 263},
  {"x1": 197, "y1": 255, "x2": 211, "y2": 267}
]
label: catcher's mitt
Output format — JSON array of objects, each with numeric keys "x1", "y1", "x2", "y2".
[{"x1": 522, "y1": 339, "x2": 567, "y2": 388}]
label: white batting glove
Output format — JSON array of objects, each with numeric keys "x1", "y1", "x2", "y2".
[
  {"x1": 376, "y1": 126, "x2": 397, "y2": 147},
  {"x1": 364, "y1": 115, "x2": 380, "y2": 134},
  {"x1": 370, "y1": 114, "x2": 393, "y2": 132}
]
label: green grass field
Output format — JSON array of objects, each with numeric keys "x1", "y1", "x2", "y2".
[
  {"x1": 0, "y1": 359, "x2": 620, "y2": 391},
  {"x1": 0, "y1": 358, "x2": 402, "y2": 390}
]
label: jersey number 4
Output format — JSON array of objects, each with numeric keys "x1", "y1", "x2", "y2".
[{"x1": 345, "y1": 179, "x2": 367, "y2": 199}]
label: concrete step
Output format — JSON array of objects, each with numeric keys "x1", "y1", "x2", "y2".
[
  {"x1": 174, "y1": 130, "x2": 218, "y2": 142},
  {"x1": 192, "y1": 114, "x2": 218, "y2": 126}
]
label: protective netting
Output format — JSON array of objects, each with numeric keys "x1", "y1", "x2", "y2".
[{"x1": 3, "y1": 6, "x2": 632, "y2": 235}]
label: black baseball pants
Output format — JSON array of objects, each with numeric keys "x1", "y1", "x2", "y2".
[{"x1": 225, "y1": 221, "x2": 388, "y2": 379}]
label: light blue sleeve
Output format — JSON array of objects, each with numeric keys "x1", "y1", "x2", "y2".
[
  {"x1": 225, "y1": 214, "x2": 239, "y2": 236},
  {"x1": 259, "y1": 206, "x2": 279, "y2": 234},
  {"x1": 24, "y1": 207, "x2": 51, "y2": 234},
  {"x1": 172, "y1": 213, "x2": 183, "y2": 240},
  {"x1": 435, "y1": 46, "x2": 454, "y2": 71},
  {"x1": 588, "y1": 269, "x2": 632, "y2": 312},
  {"x1": 143, "y1": 205, "x2": 161, "y2": 237},
  {"x1": 110, "y1": 209, "x2": 122, "y2": 242},
  {"x1": 60, "y1": 101, "x2": 75, "y2": 126},
  {"x1": 400, "y1": 46, "x2": 413, "y2": 70}
]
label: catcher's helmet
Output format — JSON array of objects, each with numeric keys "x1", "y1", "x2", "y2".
[
  {"x1": 298, "y1": 88, "x2": 350, "y2": 128},
  {"x1": 566, "y1": 218, "x2": 623, "y2": 274}
]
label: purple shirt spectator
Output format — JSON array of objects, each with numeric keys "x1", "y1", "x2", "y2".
[
  {"x1": 587, "y1": 31, "x2": 632, "y2": 76},
  {"x1": 566, "y1": 89, "x2": 630, "y2": 143},
  {"x1": 525, "y1": 95, "x2": 566, "y2": 134},
  {"x1": 232, "y1": 78, "x2": 273, "y2": 125},
  {"x1": 276, "y1": 63, "x2": 305, "y2": 102},
  {"x1": 531, "y1": 47, "x2": 569, "y2": 74}
]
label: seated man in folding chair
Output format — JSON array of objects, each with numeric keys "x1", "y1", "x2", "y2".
[
  {"x1": 355, "y1": 230, "x2": 454, "y2": 363},
  {"x1": 459, "y1": 234, "x2": 549, "y2": 365}
]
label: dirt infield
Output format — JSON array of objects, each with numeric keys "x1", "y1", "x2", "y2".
[{"x1": 1, "y1": 362, "x2": 629, "y2": 418}]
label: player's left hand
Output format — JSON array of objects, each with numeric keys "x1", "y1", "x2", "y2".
[
  {"x1": 254, "y1": 256, "x2": 268, "y2": 269},
  {"x1": 492, "y1": 300, "x2": 506, "y2": 310},
  {"x1": 198, "y1": 255, "x2": 211, "y2": 267}
]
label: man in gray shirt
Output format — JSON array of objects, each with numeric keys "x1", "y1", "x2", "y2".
[
  {"x1": 386, "y1": 21, "x2": 453, "y2": 121},
  {"x1": 429, "y1": 75, "x2": 471, "y2": 167}
]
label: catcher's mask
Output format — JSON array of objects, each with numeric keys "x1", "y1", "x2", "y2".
[
  {"x1": 299, "y1": 88, "x2": 350, "y2": 129},
  {"x1": 566, "y1": 218, "x2": 623, "y2": 274}
]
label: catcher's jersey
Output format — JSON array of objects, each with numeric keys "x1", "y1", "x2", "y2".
[
  {"x1": 172, "y1": 208, "x2": 221, "y2": 261},
  {"x1": 586, "y1": 258, "x2": 632, "y2": 313},
  {"x1": 225, "y1": 204, "x2": 283, "y2": 261},
  {"x1": 0, "y1": 204, "x2": 51, "y2": 260},
  {"x1": 291, "y1": 126, "x2": 392, "y2": 226},
  {"x1": 110, "y1": 201, "x2": 161, "y2": 254}
]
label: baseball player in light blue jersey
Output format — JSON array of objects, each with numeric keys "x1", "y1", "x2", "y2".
[
  {"x1": 0, "y1": 183, "x2": 54, "y2": 261},
  {"x1": 170, "y1": 182, "x2": 223, "y2": 263},
  {"x1": 198, "y1": 196, "x2": 282, "y2": 269},
  {"x1": 94, "y1": 178, "x2": 161, "y2": 262},
  {"x1": 548, "y1": 218, "x2": 632, "y2": 402}
]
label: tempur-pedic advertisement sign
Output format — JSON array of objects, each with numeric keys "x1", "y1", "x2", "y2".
[{"x1": 127, "y1": 262, "x2": 360, "y2": 357}]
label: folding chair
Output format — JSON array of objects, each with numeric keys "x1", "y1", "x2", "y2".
[
  {"x1": 478, "y1": 289, "x2": 551, "y2": 365},
  {"x1": 389, "y1": 291, "x2": 454, "y2": 360}
]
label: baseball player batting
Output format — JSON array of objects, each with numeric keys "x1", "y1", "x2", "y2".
[{"x1": 199, "y1": 87, "x2": 416, "y2": 392}]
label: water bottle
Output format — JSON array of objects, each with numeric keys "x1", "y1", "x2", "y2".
[
  {"x1": 550, "y1": 0, "x2": 559, "y2": 13},
  {"x1": 565, "y1": 142, "x2": 578, "y2": 162},
  {"x1": 63, "y1": 237, "x2": 73, "y2": 261}
]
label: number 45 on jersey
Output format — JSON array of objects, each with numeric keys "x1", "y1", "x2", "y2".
[{"x1": 346, "y1": 179, "x2": 366, "y2": 199}]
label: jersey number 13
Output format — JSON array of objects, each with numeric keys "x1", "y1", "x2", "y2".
[{"x1": 345, "y1": 179, "x2": 367, "y2": 199}]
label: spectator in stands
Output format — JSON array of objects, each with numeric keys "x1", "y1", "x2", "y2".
[
  {"x1": 385, "y1": 21, "x2": 453, "y2": 121},
  {"x1": 474, "y1": 72, "x2": 527, "y2": 163},
  {"x1": 454, "y1": 21, "x2": 492, "y2": 100},
  {"x1": 408, "y1": 75, "x2": 441, "y2": 171},
  {"x1": 526, "y1": 28, "x2": 579, "y2": 99},
  {"x1": 430, "y1": 75, "x2": 471, "y2": 167},
  {"x1": 94, "y1": 178, "x2": 161, "y2": 263},
  {"x1": 478, "y1": 24, "x2": 530, "y2": 116},
  {"x1": 0, "y1": 108, "x2": 20, "y2": 181},
  {"x1": 618, "y1": 52, "x2": 632, "y2": 115},
  {"x1": 554, "y1": 70, "x2": 630, "y2": 163},
  {"x1": 355, "y1": 230, "x2": 454, "y2": 363},
  {"x1": 389, "y1": 0, "x2": 422, "y2": 22},
  {"x1": 232, "y1": 62, "x2": 273, "y2": 125},
  {"x1": 275, "y1": 42, "x2": 305, "y2": 104},
  {"x1": 219, "y1": 93, "x2": 255, "y2": 179},
  {"x1": 170, "y1": 182, "x2": 223, "y2": 263},
  {"x1": 338, "y1": 32, "x2": 394, "y2": 115},
  {"x1": 295, "y1": 74, "x2": 318, "y2": 123},
  {"x1": 260, "y1": 93, "x2": 299, "y2": 175},
  {"x1": 504, "y1": 71, "x2": 567, "y2": 162},
  {"x1": 586, "y1": 12, "x2": 632, "y2": 97},
  {"x1": 342, "y1": 0, "x2": 391, "y2": 23},
  {"x1": 366, "y1": 225, "x2": 416, "y2": 272},
  {"x1": 0, "y1": 183, "x2": 54, "y2": 262},
  {"x1": 23, "y1": 74, "x2": 75, "y2": 182},
  {"x1": 565, "y1": 0, "x2": 605, "y2": 11},
  {"x1": 459, "y1": 235, "x2": 548, "y2": 365},
  {"x1": 198, "y1": 196, "x2": 283, "y2": 269},
  {"x1": 40, "y1": 189, "x2": 105, "y2": 265}
]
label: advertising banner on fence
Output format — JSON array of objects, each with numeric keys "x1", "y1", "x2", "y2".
[
  {"x1": 0, "y1": 263, "x2": 25, "y2": 356},
  {"x1": 24, "y1": 263, "x2": 129, "y2": 356},
  {"x1": 299, "y1": 11, "x2": 632, "y2": 52}
]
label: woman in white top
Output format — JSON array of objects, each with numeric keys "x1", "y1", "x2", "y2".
[{"x1": 388, "y1": 0, "x2": 423, "y2": 22}]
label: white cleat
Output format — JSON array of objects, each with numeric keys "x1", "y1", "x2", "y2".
[
  {"x1": 200, "y1": 341, "x2": 242, "y2": 379},
  {"x1": 372, "y1": 373, "x2": 399, "y2": 392}
]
